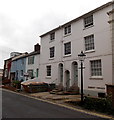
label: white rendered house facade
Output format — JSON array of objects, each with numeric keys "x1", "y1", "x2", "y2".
[
  {"x1": 25, "y1": 44, "x2": 40, "y2": 79},
  {"x1": 39, "y1": 1, "x2": 114, "y2": 96}
]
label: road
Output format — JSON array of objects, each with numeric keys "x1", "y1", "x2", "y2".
[{"x1": 2, "y1": 89, "x2": 110, "y2": 119}]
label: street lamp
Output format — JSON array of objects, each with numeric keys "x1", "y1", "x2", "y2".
[{"x1": 78, "y1": 51, "x2": 86, "y2": 104}]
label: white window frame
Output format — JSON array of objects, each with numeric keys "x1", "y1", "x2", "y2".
[
  {"x1": 64, "y1": 24, "x2": 71, "y2": 35},
  {"x1": 50, "y1": 32, "x2": 55, "y2": 41},
  {"x1": 46, "y1": 65, "x2": 51, "y2": 77},
  {"x1": 50, "y1": 47, "x2": 55, "y2": 58},
  {"x1": 84, "y1": 34, "x2": 95, "y2": 51},
  {"x1": 28, "y1": 56, "x2": 34, "y2": 65},
  {"x1": 64, "y1": 42, "x2": 71, "y2": 56},
  {"x1": 27, "y1": 69, "x2": 34, "y2": 78},
  {"x1": 90, "y1": 59, "x2": 102, "y2": 77},
  {"x1": 84, "y1": 15, "x2": 93, "y2": 28}
]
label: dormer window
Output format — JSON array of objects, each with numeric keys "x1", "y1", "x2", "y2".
[
  {"x1": 50, "y1": 32, "x2": 55, "y2": 41},
  {"x1": 64, "y1": 25, "x2": 71, "y2": 35},
  {"x1": 84, "y1": 15, "x2": 93, "y2": 28}
]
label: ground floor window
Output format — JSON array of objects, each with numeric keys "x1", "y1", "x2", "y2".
[
  {"x1": 46, "y1": 65, "x2": 51, "y2": 76},
  {"x1": 90, "y1": 59, "x2": 102, "y2": 76},
  {"x1": 27, "y1": 69, "x2": 34, "y2": 78}
]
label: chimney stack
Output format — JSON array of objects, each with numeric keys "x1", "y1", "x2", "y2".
[{"x1": 34, "y1": 43, "x2": 40, "y2": 53}]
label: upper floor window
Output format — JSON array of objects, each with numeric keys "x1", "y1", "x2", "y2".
[
  {"x1": 84, "y1": 34, "x2": 95, "y2": 51},
  {"x1": 28, "y1": 56, "x2": 34, "y2": 65},
  {"x1": 84, "y1": 15, "x2": 93, "y2": 28},
  {"x1": 46, "y1": 65, "x2": 51, "y2": 76},
  {"x1": 64, "y1": 25, "x2": 71, "y2": 35},
  {"x1": 50, "y1": 47, "x2": 55, "y2": 58},
  {"x1": 64, "y1": 42, "x2": 71, "y2": 55},
  {"x1": 50, "y1": 32, "x2": 55, "y2": 41},
  {"x1": 90, "y1": 60, "x2": 102, "y2": 76}
]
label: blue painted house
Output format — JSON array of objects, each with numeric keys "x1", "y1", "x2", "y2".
[{"x1": 10, "y1": 53, "x2": 28, "y2": 81}]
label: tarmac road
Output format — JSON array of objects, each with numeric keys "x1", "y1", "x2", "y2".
[{"x1": 2, "y1": 89, "x2": 110, "y2": 119}]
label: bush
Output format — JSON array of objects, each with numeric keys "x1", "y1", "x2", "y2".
[
  {"x1": 12, "y1": 80, "x2": 21, "y2": 89},
  {"x1": 83, "y1": 96, "x2": 114, "y2": 114}
]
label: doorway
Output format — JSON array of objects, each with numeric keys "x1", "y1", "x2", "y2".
[
  {"x1": 72, "y1": 61, "x2": 78, "y2": 85},
  {"x1": 58, "y1": 63, "x2": 63, "y2": 85},
  {"x1": 65, "y1": 70, "x2": 70, "y2": 90}
]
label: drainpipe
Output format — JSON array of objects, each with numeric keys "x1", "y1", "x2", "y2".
[{"x1": 107, "y1": 2, "x2": 114, "y2": 84}]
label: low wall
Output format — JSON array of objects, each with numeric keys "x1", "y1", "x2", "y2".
[{"x1": 106, "y1": 84, "x2": 114, "y2": 108}]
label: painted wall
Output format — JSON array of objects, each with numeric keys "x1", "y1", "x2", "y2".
[
  {"x1": 26, "y1": 54, "x2": 40, "y2": 79},
  {"x1": 39, "y1": 4, "x2": 113, "y2": 95},
  {"x1": 11, "y1": 57, "x2": 26, "y2": 81}
]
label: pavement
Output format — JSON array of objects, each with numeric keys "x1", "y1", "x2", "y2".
[
  {"x1": 29, "y1": 92, "x2": 81, "y2": 103},
  {"x1": 17, "y1": 90, "x2": 114, "y2": 119}
]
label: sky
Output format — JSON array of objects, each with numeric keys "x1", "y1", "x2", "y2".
[{"x1": 0, "y1": 0, "x2": 111, "y2": 69}]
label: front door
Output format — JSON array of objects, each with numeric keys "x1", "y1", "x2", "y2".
[
  {"x1": 59, "y1": 63, "x2": 63, "y2": 84},
  {"x1": 72, "y1": 62, "x2": 78, "y2": 85},
  {"x1": 65, "y1": 70, "x2": 70, "y2": 90}
]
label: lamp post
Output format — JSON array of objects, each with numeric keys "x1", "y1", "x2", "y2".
[{"x1": 78, "y1": 51, "x2": 86, "y2": 104}]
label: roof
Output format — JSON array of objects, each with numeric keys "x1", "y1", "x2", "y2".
[
  {"x1": 26, "y1": 51, "x2": 40, "y2": 57},
  {"x1": 4, "y1": 57, "x2": 12, "y2": 62},
  {"x1": 40, "y1": 1, "x2": 113, "y2": 37},
  {"x1": 12, "y1": 53, "x2": 28, "y2": 61}
]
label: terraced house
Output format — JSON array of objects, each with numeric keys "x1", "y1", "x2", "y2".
[
  {"x1": 10, "y1": 53, "x2": 28, "y2": 81},
  {"x1": 25, "y1": 43, "x2": 40, "y2": 79},
  {"x1": 39, "y1": 1, "x2": 114, "y2": 96}
]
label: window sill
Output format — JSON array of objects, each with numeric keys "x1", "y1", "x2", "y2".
[
  {"x1": 64, "y1": 33, "x2": 71, "y2": 37},
  {"x1": 49, "y1": 40, "x2": 55, "y2": 43},
  {"x1": 49, "y1": 57, "x2": 55, "y2": 60},
  {"x1": 63, "y1": 54, "x2": 71, "y2": 58},
  {"x1": 83, "y1": 25, "x2": 94, "y2": 30},
  {"x1": 90, "y1": 76, "x2": 103, "y2": 80},
  {"x1": 45, "y1": 76, "x2": 51, "y2": 79},
  {"x1": 85, "y1": 49, "x2": 95, "y2": 53}
]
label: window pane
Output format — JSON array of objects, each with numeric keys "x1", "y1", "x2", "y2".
[
  {"x1": 50, "y1": 47, "x2": 55, "y2": 58},
  {"x1": 64, "y1": 25, "x2": 71, "y2": 35},
  {"x1": 28, "y1": 56, "x2": 34, "y2": 64},
  {"x1": 90, "y1": 60, "x2": 102, "y2": 76},
  {"x1": 85, "y1": 35, "x2": 94, "y2": 51},
  {"x1": 50, "y1": 32, "x2": 55, "y2": 40},
  {"x1": 47, "y1": 65, "x2": 51, "y2": 76},
  {"x1": 27, "y1": 69, "x2": 33, "y2": 78},
  {"x1": 84, "y1": 15, "x2": 93, "y2": 28},
  {"x1": 64, "y1": 42, "x2": 71, "y2": 55}
]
